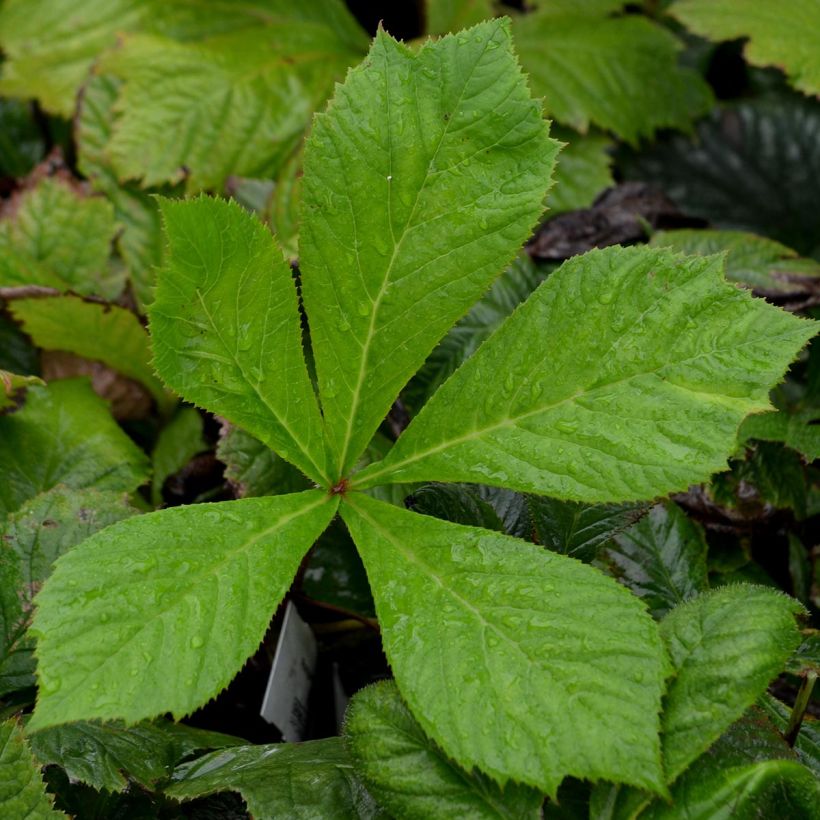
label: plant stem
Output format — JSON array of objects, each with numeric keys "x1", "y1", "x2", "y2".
[{"x1": 785, "y1": 671, "x2": 817, "y2": 746}]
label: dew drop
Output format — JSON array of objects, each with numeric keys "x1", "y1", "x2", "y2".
[{"x1": 190, "y1": 636, "x2": 204, "y2": 649}]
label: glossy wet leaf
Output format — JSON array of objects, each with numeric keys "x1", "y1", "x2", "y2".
[
  {"x1": 10, "y1": 296, "x2": 172, "y2": 412},
  {"x1": 621, "y1": 95, "x2": 820, "y2": 257},
  {"x1": 1, "y1": 486, "x2": 137, "y2": 595},
  {"x1": 342, "y1": 493, "x2": 668, "y2": 797},
  {"x1": 408, "y1": 483, "x2": 507, "y2": 533},
  {"x1": 150, "y1": 197, "x2": 329, "y2": 484},
  {"x1": 345, "y1": 681, "x2": 543, "y2": 819},
  {"x1": 602, "y1": 501, "x2": 708, "y2": 618},
  {"x1": 216, "y1": 425, "x2": 311, "y2": 499},
  {"x1": 528, "y1": 497, "x2": 647, "y2": 563},
  {"x1": 660, "y1": 585, "x2": 805, "y2": 783},
  {"x1": 671, "y1": 0, "x2": 820, "y2": 96},
  {"x1": 0, "y1": 720, "x2": 64, "y2": 818},
  {"x1": 300, "y1": 19, "x2": 558, "y2": 477},
  {"x1": 28, "y1": 719, "x2": 242, "y2": 793},
  {"x1": 356, "y1": 246, "x2": 817, "y2": 500},
  {"x1": 513, "y1": 10, "x2": 712, "y2": 142},
  {"x1": 0, "y1": 380, "x2": 150, "y2": 515},
  {"x1": 0, "y1": 178, "x2": 120, "y2": 299},
  {"x1": 29, "y1": 490, "x2": 337, "y2": 729},
  {"x1": 166, "y1": 737, "x2": 382, "y2": 819}
]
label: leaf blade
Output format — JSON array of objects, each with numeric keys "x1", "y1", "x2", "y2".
[{"x1": 29, "y1": 490, "x2": 337, "y2": 730}]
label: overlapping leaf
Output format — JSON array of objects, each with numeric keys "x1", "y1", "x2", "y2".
[
  {"x1": 29, "y1": 491, "x2": 337, "y2": 729},
  {"x1": 345, "y1": 681, "x2": 543, "y2": 819},
  {"x1": 0, "y1": 178, "x2": 120, "y2": 299},
  {"x1": 0, "y1": 370, "x2": 42, "y2": 411},
  {"x1": 671, "y1": 0, "x2": 820, "y2": 96},
  {"x1": 513, "y1": 10, "x2": 712, "y2": 142},
  {"x1": 659, "y1": 585, "x2": 804, "y2": 783},
  {"x1": 10, "y1": 296, "x2": 172, "y2": 413},
  {"x1": 546, "y1": 127, "x2": 613, "y2": 214},
  {"x1": 300, "y1": 19, "x2": 558, "y2": 477},
  {"x1": 150, "y1": 407, "x2": 205, "y2": 505},
  {"x1": 0, "y1": 381, "x2": 149, "y2": 515},
  {"x1": 166, "y1": 738, "x2": 382, "y2": 819},
  {"x1": 342, "y1": 494, "x2": 668, "y2": 796},
  {"x1": 355, "y1": 247, "x2": 817, "y2": 500},
  {"x1": 150, "y1": 197, "x2": 329, "y2": 484}
]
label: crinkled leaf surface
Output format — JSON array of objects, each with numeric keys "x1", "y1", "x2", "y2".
[
  {"x1": 0, "y1": 178, "x2": 120, "y2": 299},
  {"x1": 528, "y1": 497, "x2": 647, "y2": 562},
  {"x1": 345, "y1": 680, "x2": 543, "y2": 819},
  {"x1": 28, "y1": 719, "x2": 241, "y2": 793},
  {"x1": 300, "y1": 19, "x2": 558, "y2": 477},
  {"x1": 216, "y1": 425, "x2": 310, "y2": 499},
  {"x1": 1, "y1": 486, "x2": 137, "y2": 595},
  {"x1": 0, "y1": 720, "x2": 64, "y2": 819},
  {"x1": 166, "y1": 737, "x2": 382, "y2": 819},
  {"x1": 151, "y1": 407, "x2": 205, "y2": 505},
  {"x1": 513, "y1": 10, "x2": 712, "y2": 143},
  {"x1": 602, "y1": 501, "x2": 708, "y2": 619},
  {"x1": 29, "y1": 490, "x2": 337, "y2": 730},
  {"x1": 150, "y1": 197, "x2": 328, "y2": 484},
  {"x1": 356, "y1": 246, "x2": 817, "y2": 500},
  {"x1": 671, "y1": 0, "x2": 820, "y2": 97},
  {"x1": 621, "y1": 95, "x2": 820, "y2": 257},
  {"x1": 660, "y1": 585, "x2": 804, "y2": 783},
  {"x1": 341, "y1": 493, "x2": 668, "y2": 796},
  {"x1": 650, "y1": 229, "x2": 820, "y2": 296},
  {"x1": 76, "y1": 73, "x2": 167, "y2": 311},
  {"x1": 0, "y1": 380, "x2": 150, "y2": 515},
  {"x1": 646, "y1": 710, "x2": 819, "y2": 819},
  {"x1": 10, "y1": 296, "x2": 172, "y2": 413}
]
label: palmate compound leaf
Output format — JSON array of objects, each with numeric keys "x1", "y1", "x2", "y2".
[
  {"x1": 659, "y1": 585, "x2": 805, "y2": 784},
  {"x1": 670, "y1": 0, "x2": 820, "y2": 97},
  {"x1": 28, "y1": 490, "x2": 337, "y2": 730},
  {"x1": 299, "y1": 18, "x2": 559, "y2": 479},
  {"x1": 150, "y1": 196, "x2": 329, "y2": 485},
  {"x1": 341, "y1": 493, "x2": 669, "y2": 797},
  {"x1": 344, "y1": 680, "x2": 544, "y2": 819},
  {"x1": 354, "y1": 246, "x2": 818, "y2": 500}
]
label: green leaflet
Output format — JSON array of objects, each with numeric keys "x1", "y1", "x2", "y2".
[
  {"x1": 76, "y1": 73, "x2": 167, "y2": 312},
  {"x1": 0, "y1": 99, "x2": 46, "y2": 177},
  {"x1": 1, "y1": 486, "x2": 137, "y2": 595},
  {"x1": 28, "y1": 720, "x2": 242, "y2": 793},
  {"x1": 528, "y1": 497, "x2": 647, "y2": 563},
  {"x1": 0, "y1": 540, "x2": 33, "y2": 697},
  {"x1": 759, "y1": 694, "x2": 820, "y2": 778},
  {"x1": 0, "y1": 178, "x2": 121, "y2": 299},
  {"x1": 602, "y1": 501, "x2": 709, "y2": 619},
  {"x1": 739, "y1": 409, "x2": 820, "y2": 462},
  {"x1": 0, "y1": 369, "x2": 43, "y2": 410},
  {"x1": 342, "y1": 493, "x2": 668, "y2": 797},
  {"x1": 216, "y1": 424, "x2": 311, "y2": 499},
  {"x1": 0, "y1": 720, "x2": 64, "y2": 819},
  {"x1": 300, "y1": 18, "x2": 558, "y2": 477},
  {"x1": 344, "y1": 680, "x2": 544, "y2": 819},
  {"x1": 546, "y1": 127, "x2": 613, "y2": 214},
  {"x1": 355, "y1": 246, "x2": 817, "y2": 501},
  {"x1": 150, "y1": 197, "x2": 329, "y2": 485},
  {"x1": 649, "y1": 229, "x2": 820, "y2": 297},
  {"x1": 28, "y1": 491, "x2": 337, "y2": 730},
  {"x1": 0, "y1": 380, "x2": 150, "y2": 515},
  {"x1": 671, "y1": 0, "x2": 820, "y2": 97},
  {"x1": 10, "y1": 296, "x2": 173, "y2": 413},
  {"x1": 424, "y1": 0, "x2": 495, "y2": 34},
  {"x1": 659, "y1": 585, "x2": 805, "y2": 783},
  {"x1": 166, "y1": 737, "x2": 382, "y2": 819},
  {"x1": 150, "y1": 407, "x2": 205, "y2": 506},
  {"x1": 513, "y1": 10, "x2": 712, "y2": 143}
]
